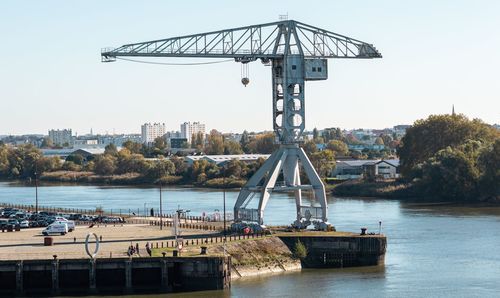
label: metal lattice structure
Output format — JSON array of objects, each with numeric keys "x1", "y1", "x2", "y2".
[{"x1": 102, "y1": 20, "x2": 381, "y2": 230}]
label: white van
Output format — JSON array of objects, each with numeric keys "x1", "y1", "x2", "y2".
[
  {"x1": 42, "y1": 223, "x2": 68, "y2": 236},
  {"x1": 53, "y1": 219, "x2": 75, "y2": 232}
]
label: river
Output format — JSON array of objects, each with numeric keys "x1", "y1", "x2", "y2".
[{"x1": 1, "y1": 181, "x2": 499, "y2": 297}]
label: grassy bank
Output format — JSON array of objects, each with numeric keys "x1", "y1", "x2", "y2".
[
  {"x1": 152, "y1": 236, "x2": 301, "y2": 278},
  {"x1": 331, "y1": 180, "x2": 419, "y2": 199},
  {"x1": 38, "y1": 170, "x2": 245, "y2": 189}
]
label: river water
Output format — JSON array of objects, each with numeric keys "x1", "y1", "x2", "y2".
[{"x1": 1, "y1": 181, "x2": 499, "y2": 297}]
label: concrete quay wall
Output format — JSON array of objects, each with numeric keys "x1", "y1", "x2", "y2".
[
  {"x1": 279, "y1": 235, "x2": 386, "y2": 268},
  {"x1": 0, "y1": 256, "x2": 231, "y2": 296}
]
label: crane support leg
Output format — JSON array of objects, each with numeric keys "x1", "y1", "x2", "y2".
[{"x1": 234, "y1": 144, "x2": 330, "y2": 229}]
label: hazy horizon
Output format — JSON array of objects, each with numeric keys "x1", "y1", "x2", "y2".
[{"x1": 1, "y1": 1, "x2": 499, "y2": 135}]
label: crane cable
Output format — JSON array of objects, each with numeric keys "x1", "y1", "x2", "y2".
[{"x1": 115, "y1": 57, "x2": 234, "y2": 66}]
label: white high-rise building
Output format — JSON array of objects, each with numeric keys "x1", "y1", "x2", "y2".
[
  {"x1": 48, "y1": 129, "x2": 73, "y2": 146},
  {"x1": 141, "y1": 123, "x2": 166, "y2": 144},
  {"x1": 180, "y1": 122, "x2": 206, "y2": 143}
]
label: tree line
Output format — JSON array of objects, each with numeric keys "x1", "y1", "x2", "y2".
[{"x1": 397, "y1": 114, "x2": 499, "y2": 202}]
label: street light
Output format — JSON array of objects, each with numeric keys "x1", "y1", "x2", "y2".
[
  {"x1": 34, "y1": 159, "x2": 38, "y2": 214},
  {"x1": 158, "y1": 161, "x2": 163, "y2": 230},
  {"x1": 222, "y1": 163, "x2": 227, "y2": 242}
]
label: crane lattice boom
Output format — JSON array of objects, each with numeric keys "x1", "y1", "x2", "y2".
[{"x1": 102, "y1": 20, "x2": 381, "y2": 62}]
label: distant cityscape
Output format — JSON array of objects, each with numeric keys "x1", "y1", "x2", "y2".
[
  {"x1": 0, "y1": 122, "x2": 414, "y2": 151},
  {"x1": 2, "y1": 122, "x2": 499, "y2": 152}
]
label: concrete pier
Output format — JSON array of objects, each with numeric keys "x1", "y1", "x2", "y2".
[
  {"x1": 278, "y1": 233, "x2": 386, "y2": 268},
  {"x1": 0, "y1": 256, "x2": 231, "y2": 296}
]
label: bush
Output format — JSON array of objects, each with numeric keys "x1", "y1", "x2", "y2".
[{"x1": 293, "y1": 240, "x2": 308, "y2": 260}]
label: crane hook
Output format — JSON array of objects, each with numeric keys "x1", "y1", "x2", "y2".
[{"x1": 241, "y1": 63, "x2": 250, "y2": 87}]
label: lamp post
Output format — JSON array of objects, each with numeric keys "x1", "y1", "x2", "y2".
[
  {"x1": 34, "y1": 160, "x2": 38, "y2": 214},
  {"x1": 158, "y1": 162, "x2": 163, "y2": 230},
  {"x1": 222, "y1": 163, "x2": 227, "y2": 242}
]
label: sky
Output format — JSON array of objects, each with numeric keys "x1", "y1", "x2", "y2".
[{"x1": 0, "y1": 0, "x2": 499, "y2": 135}]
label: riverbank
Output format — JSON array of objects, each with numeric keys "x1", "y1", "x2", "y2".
[
  {"x1": 330, "y1": 180, "x2": 500, "y2": 203},
  {"x1": 37, "y1": 171, "x2": 246, "y2": 189}
]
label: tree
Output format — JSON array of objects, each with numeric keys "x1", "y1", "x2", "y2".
[
  {"x1": 122, "y1": 140, "x2": 143, "y2": 154},
  {"x1": 40, "y1": 137, "x2": 53, "y2": 148},
  {"x1": 375, "y1": 137, "x2": 385, "y2": 145},
  {"x1": 170, "y1": 156, "x2": 187, "y2": 176},
  {"x1": 94, "y1": 155, "x2": 116, "y2": 175},
  {"x1": 326, "y1": 140, "x2": 349, "y2": 156},
  {"x1": 147, "y1": 158, "x2": 176, "y2": 179},
  {"x1": 62, "y1": 161, "x2": 81, "y2": 171},
  {"x1": 477, "y1": 139, "x2": 500, "y2": 199},
  {"x1": 312, "y1": 128, "x2": 319, "y2": 142},
  {"x1": 345, "y1": 134, "x2": 361, "y2": 145},
  {"x1": 309, "y1": 149, "x2": 335, "y2": 177},
  {"x1": 323, "y1": 127, "x2": 344, "y2": 142},
  {"x1": 380, "y1": 134, "x2": 393, "y2": 146},
  {"x1": 195, "y1": 132, "x2": 204, "y2": 150},
  {"x1": 0, "y1": 144, "x2": 11, "y2": 177},
  {"x1": 190, "y1": 159, "x2": 219, "y2": 183},
  {"x1": 247, "y1": 133, "x2": 276, "y2": 154},
  {"x1": 66, "y1": 154, "x2": 84, "y2": 165},
  {"x1": 153, "y1": 137, "x2": 167, "y2": 151},
  {"x1": 302, "y1": 140, "x2": 317, "y2": 155},
  {"x1": 398, "y1": 114, "x2": 499, "y2": 177},
  {"x1": 240, "y1": 130, "x2": 250, "y2": 153},
  {"x1": 205, "y1": 130, "x2": 224, "y2": 155},
  {"x1": 224, "y1": 140, "x2": 243, "y2": 155},
  {"x1": 224, "y1": 159, "x2": 245, "y2": 178},
  {"x1": 104, "y1": 143, "x2": 118, "y2": 156},
  {"x1": 418, "y1": 145, "x2": 481, "y2": 201}
]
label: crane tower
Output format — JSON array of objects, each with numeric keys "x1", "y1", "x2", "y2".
[{"x1": 101, "y1": 20, "x2": 382, "y2": 230}]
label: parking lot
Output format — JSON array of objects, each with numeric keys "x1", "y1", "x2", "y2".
[{"x1": 0, "y1": 207, "x2": 124, "y2": 232}]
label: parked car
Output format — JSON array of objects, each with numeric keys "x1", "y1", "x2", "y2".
[
  {"x1": 42, "y1": 223, "x2": 68, "y2": 236},
  {"x1": 19, "y1": 220, "x2": 29, "y2": 228}
]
